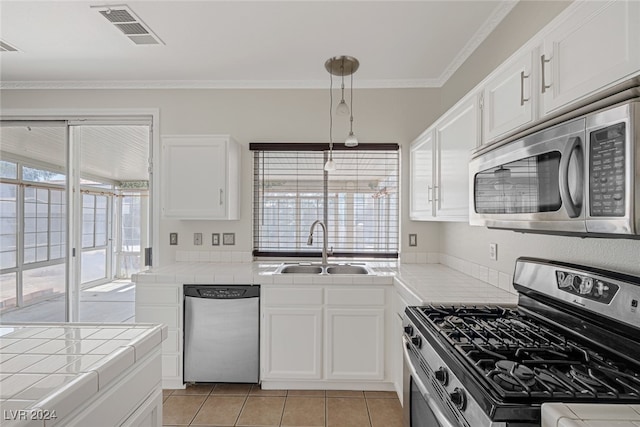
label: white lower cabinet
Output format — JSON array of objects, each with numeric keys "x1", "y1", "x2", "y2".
[
  {"x1": 135, "y1": 283, "x2": 182, "y2": 389},
  {"x1": 261, "y1": 284, "x2": 391, "y2": 389},
  {"x1": 325, "y1": 308, "x2": 385, "y2": 380},
  {"x1": 262, "y1": 307, "x2": 323, "y2": 379}
]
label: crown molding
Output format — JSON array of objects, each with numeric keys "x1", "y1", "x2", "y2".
[
  {"x1": 437, "y1": 0, "x2": 518, "y2": 84},
  {"x1": 0, "y1": 78, "x2": 443, "y2": 90}
]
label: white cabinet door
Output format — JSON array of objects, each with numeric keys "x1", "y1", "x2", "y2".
[
  {"x1": 435, "y1": 96, "x2": 478, "y2": 220},
  {"x1": 325, "y1": 308, "x2": 385, "y2": 380},
  {"x1": 483, "y1": 49, "x2": 536, "y2": 143},
  {"x1": 540, "y1": 0, "x2": 640, "y2": 115},
  {"x1": 409, "y1": 130, "x2": 435, "y2": 220},
  {"x1": 262, "y1": 307, "x2": 323, "y2": 380},
  {"x1": 161, "y1": 135, "x2": 240, "y2": 220}
]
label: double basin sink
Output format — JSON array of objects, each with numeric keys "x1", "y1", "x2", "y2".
[{"x1": 275, "y1": 263, "x2": 372, "y2": 275}]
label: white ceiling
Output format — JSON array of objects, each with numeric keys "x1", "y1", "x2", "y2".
[{"x1": 0, "y1": 0, "x2": 517, "y2": 89}]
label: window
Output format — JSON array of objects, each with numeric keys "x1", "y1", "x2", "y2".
[
  {"x1": 82, "y1": 194, "x2": 108, "y2": 249},
  {"x1": 0, "y1": 182, "x2": 17, "y2": 269},
  {"x1": 252, "y1": 143, "x2": 399, "y2": 258}
]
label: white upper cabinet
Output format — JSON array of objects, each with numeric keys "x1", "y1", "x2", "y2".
[
  {"x1": 540, "y1": 0, "x2": 640, "y2": 115},
  {"x1": 482, "y1": 49, "x2": 536, "y2": 143},
  {"x1": 161, "y1": 135, "x2": 240, "y2": 220},
  {"x1": 435, "y1": 95, "x2": 479, "y2": 220},
  {"x1": 409, "y1": 130, "x2": 435, "y2": 220},
  {"x1": 409, "y1": 93, "x2": 479, "y2": 221}
]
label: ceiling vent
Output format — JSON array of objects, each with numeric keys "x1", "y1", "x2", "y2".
[
  {"x1": 0, "y1": 40, "x2": 19, "y2": 52},
  {"x1": 92, "y1": 5, "x2": 164, "y2": 45}
]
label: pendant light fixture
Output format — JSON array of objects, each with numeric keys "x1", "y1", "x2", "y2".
[{"x1": 324, "y1": 55, "x2": 360, "y2": 172}]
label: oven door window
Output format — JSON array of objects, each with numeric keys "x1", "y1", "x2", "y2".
[
  {"x1": 410, "y1": 376, "x2": 445, "y2": 427},
  {"x1": 474, "y1": 151, "x2": 562, "y2": 214}
]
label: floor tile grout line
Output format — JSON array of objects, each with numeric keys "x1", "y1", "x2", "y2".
[
  {"x1": 232, "y1": 392, "x2": 250, "y2": 427},
  {"x1": 364, "y1": 397, "x2": 374, "y2": 427}
]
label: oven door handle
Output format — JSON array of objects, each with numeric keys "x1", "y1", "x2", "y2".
[{"x1": 402, "y1": 337, "x2": 457, "y2": 427}]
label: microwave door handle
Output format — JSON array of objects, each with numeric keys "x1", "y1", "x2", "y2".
[
  {"x1": 402, "y1": 337, "x2": 456, "y2": 427},
  {"x1": 559, "y1": 136, "x2": 584, "y2": 218}
]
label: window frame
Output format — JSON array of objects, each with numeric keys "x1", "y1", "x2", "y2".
[{"x1": 251, "y1": 142, "x2": 399, "y2": 259}]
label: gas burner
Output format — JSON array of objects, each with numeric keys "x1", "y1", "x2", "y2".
[
  {"x1": 570, "y1": 366, "x2": 603, "y2": 388},
  {"x1": 444, "y1": 315, "x2": 465, "y2": 325},
  {"x1": 492, "y1": 360, "x2": 536, "y2": 391}
]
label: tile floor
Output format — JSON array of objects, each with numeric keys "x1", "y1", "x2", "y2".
[{"x1": 162, "y1": 383, "x2": 403, "y2": 427}]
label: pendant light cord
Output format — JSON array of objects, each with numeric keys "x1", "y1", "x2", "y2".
[
  {"x1": 349, "y1": 72, "x2": 354, "y2": 134},
  {"x1": 329, "y1": 72, "x2": 334, "y2": 160}
]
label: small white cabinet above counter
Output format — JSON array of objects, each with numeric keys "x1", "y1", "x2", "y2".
[
  {"x1": 409, "y1": 91, "x2": 480, "y2": 222},
  {"x1": 161, "y1": 135, "x2": 241, "y2": 220}
]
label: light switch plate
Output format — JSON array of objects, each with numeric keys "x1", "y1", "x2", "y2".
[
  {"x1": 212, "y1": 233, "x2": 220, "y2": 246},
  {"x1": 223, "y1": 233, "x2": 235, "y2": 245},
  {"x1": 489, "y1": 243, "x2": 498, "y2": 261},
  {"x1": 409, "y1": 234, "x2": 417, "y2": 247},
  {"x1": 169, "y1": 233, "x2": 178, "y2": 245},
  {"x1": 194, "y1": 233, "x2": 203, "y2": 245}
]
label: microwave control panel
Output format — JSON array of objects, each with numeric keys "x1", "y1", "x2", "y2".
[{"x1": 589, "y1": 122, "x2": 625, "y2": 217}]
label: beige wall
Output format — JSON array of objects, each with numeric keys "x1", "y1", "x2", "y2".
[
  {"x1": 437, "y1": 0, "x2": 640, "y2": 277},
  {"x1": 0, "y1": 88, "x2": 442, "y2": 265}
]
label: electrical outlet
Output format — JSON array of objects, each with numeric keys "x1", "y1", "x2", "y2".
[
  {"x1": 169, "y1": 233, "x2": 178, "y2": 245},
  {"x1": 194, "y1": 233, "x2": 203, "y2": 245},
  {"x1": 489, "y1": 243, "x2": 498, "y2": 261},
  {"x1": 409, "y1": 234, "x2": 417, "y2": 247}
]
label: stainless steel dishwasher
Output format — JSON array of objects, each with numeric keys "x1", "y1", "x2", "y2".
[{"x1": 183, "y1": 285, "x2": 260, "y2": 383}]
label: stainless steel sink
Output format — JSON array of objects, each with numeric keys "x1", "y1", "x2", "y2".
[
  {"x1": 278, "y1": 264, "x2": 323, "y2": 274},
  {"x1": 274, "y1": 263, "x2": 372, "y2": 275},
  {"x1": 325, "y1": 265, "x2": 370, "y2": 275}
]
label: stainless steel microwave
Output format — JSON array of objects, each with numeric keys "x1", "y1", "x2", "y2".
[{"x1": 469, "y1": 100, "x2": 640, "y2": 237}]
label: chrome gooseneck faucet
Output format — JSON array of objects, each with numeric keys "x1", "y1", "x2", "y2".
[{"x1": 307, "y1": 220, "x2": 332, "y2": 265}]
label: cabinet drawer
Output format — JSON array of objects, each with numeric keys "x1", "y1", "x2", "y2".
[
  {"x1": 137, "y1": 286, "x2": 179, "y2": 305},
  {"x1": 326, "y1": 288, "x2": 385, "y2": 306},
  {"x1": 263, "y1": 286, "x2": 323, "y2": 305}
]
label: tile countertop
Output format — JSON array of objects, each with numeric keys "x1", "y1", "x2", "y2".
[
  {"x1": 542, "y1": 403, "x2": 640, "y2": 427},
  {"x1": 0, "y1": 323, "x2": 167, "y2": 424},
  {"x1": 133, "y1": 261, "x2": 519, "y2": 306}
]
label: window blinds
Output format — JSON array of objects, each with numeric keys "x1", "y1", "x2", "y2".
[{"x1": 251, "y1": 143, "x2": 399, "y2": 258}]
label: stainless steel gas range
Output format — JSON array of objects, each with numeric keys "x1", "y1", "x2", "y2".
[{"x1": 402, "y1": 257, "x2": 640, "y2": 427}]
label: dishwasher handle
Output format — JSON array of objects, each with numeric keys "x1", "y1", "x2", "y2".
[{"x1": 184, "y1": 285, "x2": 260, "y2": 299}]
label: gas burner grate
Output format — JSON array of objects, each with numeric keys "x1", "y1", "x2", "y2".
[{"x1": 414, "y1": 305, "x2": 640, "y2": 403}]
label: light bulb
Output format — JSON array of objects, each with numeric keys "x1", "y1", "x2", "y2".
[
  {"x1": 345, "y1": 132, "x2": 358, "y2": 147},
  {"x1": 336, "y1": 100, "x2": 350, "y2": 116},
  {"x1": 324, "y1": 158, "x2": 336, "y2": 172}
]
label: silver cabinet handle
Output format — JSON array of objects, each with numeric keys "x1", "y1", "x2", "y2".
[
  {"x1": 433, "y1": 185, "x2": 439, "y2": 202},
  {"x1": 427, "y1": 185, "x2": 432, "y2": 203},
  {"x1": 520, "y1": 71, "x2": 530, "y2": 106},
  {"x1": 541, "y1": 54, "x2": 552, "y2": 93},
  {"x1": 219, "y1": 189, "x2": 223, "y2": 205}
]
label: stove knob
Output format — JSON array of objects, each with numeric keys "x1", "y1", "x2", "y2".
[
  {"x1": 434, "y1": 367, "x2": 448, "y2": 385},
  {"x1": 410, "y1": 336, "x2": 422, "y2": 349},
  {"x1": 403, "y1": 325, "x2": 414, "y2": 336},
  {"x1": 449, "y1": 388, "x2": 466, "y2": 410}
]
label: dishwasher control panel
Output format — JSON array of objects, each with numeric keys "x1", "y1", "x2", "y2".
[
  {"x1": 184, "y1": 285, "x2": 260, "y2": 299},
  {"x1": 199, "y1": 288, "x2": 246, "y2": 298}
]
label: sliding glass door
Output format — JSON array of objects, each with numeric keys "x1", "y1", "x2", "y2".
[
  {"x1": 0, "y1": 122, "x2": 68, "y2": 321},
  {"x1": 0, "y1": 118, "x2": 151, "y2": 323}
]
